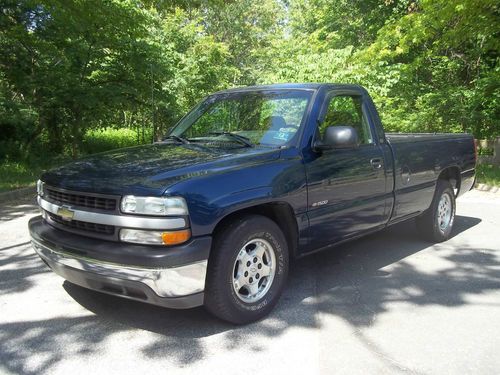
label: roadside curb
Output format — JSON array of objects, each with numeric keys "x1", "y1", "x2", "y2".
[
  {"x1": 475, "y1": 183, "x2": 500, "y2": 194},
  {"x1": 0, "y1": 186, "x2": 37, "y2": 204}
]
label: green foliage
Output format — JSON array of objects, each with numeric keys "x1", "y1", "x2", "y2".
[
  {"x1": 476, "y1": 164, "x2": 500, "y2": 187},
  {"x1": 0, "y1": 127, "x2": 149, "y2": 191},
  {"x1": 0, "y1": 161, "x2": 40, "y2": 192},
  {"x1": 289, "y1": 0, "x2": 410, "y2": 50},
  {"x1": 478, "y1": 147, "x2": 494, "y2": 156},
  {"x1": 0, "y1": 0, "x2": 240, "y2": 161},
  {"x1": 355, "y1": 0, "x2": 500, "y2": 136},
  {"x1": 202, "y1": 0, "x2": 286, "y2": 85},
  {"x1": 261, "y1": 0, "x2": 499, "y2": 138},
  {"x1": 82, "y1": 127, "x2": 152, "y2": 155}
]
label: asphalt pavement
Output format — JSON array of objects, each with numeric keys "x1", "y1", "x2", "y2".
[{"x1": 0, "y1": 189, "x2": 499, "y2": 375}]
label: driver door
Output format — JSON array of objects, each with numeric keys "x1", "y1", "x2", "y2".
[{"x1": 305, "y1": 92, "x2": 390, "y2": 250}]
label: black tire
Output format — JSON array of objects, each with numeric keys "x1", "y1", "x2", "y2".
[
  {"x1": 416, "y1": 179, "x2": 456, "y2": 242},
  {"x1": 204, "y1": 214, "x2": 289, "y2": 324}
]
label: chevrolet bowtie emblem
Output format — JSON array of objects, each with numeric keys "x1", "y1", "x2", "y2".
[{"x1": 57, "y1": 206, "x2": 75, "y2": 221}]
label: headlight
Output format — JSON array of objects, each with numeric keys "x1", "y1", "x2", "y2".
[
  {"x1": 120, "y1": 196, "x2": 188, "y2": 216},
  {"x1": 120, "y1": 228, "x2": 191, "y2": 246},
  {"x1": 37, "y1": 179, "x2": 44, "y2": 196}
]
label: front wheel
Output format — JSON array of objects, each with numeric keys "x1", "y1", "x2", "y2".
[
  {"x1": 204, "y1": 215, "x2": 289, "y2": 324},
  {"x1": 416, "y1": 179, "x2": 456, "y2": 242}
]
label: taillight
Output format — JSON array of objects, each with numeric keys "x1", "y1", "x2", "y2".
[{"x1": 473, "y1": 139, "x2": 478, "y2": 164}]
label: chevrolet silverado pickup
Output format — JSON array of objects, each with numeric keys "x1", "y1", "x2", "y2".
[{"x1": 29, "y1": 84, "x2": 476, "y2": 324}]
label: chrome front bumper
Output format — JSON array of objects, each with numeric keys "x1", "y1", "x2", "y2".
[{"x1": 31, "y1": 237, "x2": 207, "y2": 308}]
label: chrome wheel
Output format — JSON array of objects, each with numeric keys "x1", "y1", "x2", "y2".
[
  {"x1": 437, "y1": 192, "x2": 453, "y2": 231},
  {"x1": 232, "y1": 238, "x2": 276, "y2": 303}
]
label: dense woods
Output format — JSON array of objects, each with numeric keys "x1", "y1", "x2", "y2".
[{"x1": 0, "y1": 0, "x2": 498, "y2": 165}]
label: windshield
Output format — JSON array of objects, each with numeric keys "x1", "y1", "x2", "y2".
[{"x1": 170, "y1": 90, "x2": 313, "y2": 147}]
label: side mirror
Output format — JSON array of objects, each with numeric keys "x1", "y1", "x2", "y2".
[{"x1": 314, "y1": 125, "x2": 359, "y2": 151}]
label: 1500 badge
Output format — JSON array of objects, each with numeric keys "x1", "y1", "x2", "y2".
[{"x1": 312, "y1": 200, "x2": 328, "y2": 207}]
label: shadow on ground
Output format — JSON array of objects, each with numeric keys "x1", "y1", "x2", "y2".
[
  {"x1": 2, "y1": 215, "x2": 498, "y2": 374},
  {"x1": 0, "y1": 195, "x2": 38, "y2": 222},
  {"x1": 0, "y1": 197, "x2": 49, "y2": 297},
  {"x1": 0, "y1": 245, "x2": 50, "y2": 295}
]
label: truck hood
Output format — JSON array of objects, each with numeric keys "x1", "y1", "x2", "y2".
[{"x1": 41, "y1": 143, "x2": 281, "y2": 196}]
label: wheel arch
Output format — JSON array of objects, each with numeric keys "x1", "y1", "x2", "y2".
[
  {"x1": 437, "y1": 166, "x2": 461, "y2": 196},
  {"x1": 212, "y1": 202, "x2": 299, "y2": 258}
]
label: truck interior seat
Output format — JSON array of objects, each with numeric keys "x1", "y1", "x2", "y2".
[{"x1": 260, "y1": 116, "x2": 288, "y2": 145}]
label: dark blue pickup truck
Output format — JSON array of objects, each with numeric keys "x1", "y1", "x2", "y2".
[{"x1": 29, "y1": 84, "x2": 476, "y2": 324}]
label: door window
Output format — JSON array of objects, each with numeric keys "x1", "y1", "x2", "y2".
[{"x1": 319, "y1": 95, "x2": 373, "y2": 145}]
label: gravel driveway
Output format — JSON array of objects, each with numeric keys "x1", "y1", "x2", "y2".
[{"x1": 1, "y1": 190, "x2": 499, "y2": 375}]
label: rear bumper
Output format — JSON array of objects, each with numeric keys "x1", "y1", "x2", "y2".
[
  {"x1": 29, "y1": 216, "x2": 210, "y2": 309},
  {"x1": 459, "y1": 168, "x2": 476, "y2": 197}
]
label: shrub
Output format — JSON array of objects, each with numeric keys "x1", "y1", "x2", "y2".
[{"x1": 81, "y1": 128, "x2": 152, "y2": 155}]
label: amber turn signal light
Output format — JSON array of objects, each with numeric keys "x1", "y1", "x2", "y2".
[{"x1": 161, "y1": 229, "x2": 191, "y2": 245}]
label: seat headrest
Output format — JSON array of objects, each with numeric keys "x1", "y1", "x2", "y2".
[{"x1": 264, "y1": 116, "x2": 287, "y2": 130}]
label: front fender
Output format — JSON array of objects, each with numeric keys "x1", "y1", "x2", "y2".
[
  {"x1": 165, "y1": 153, "x2": 307, "y2": 236},
  {"x1": 205, "y1": 186, "x2": 275, "y2": 230}
]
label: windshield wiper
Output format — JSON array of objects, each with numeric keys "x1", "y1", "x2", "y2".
[
  {"x1": 208, "y1": 131, "x2": 254, "y2": 147},
  {"x1": 162, "y1": 135, "x2": 190, "y2": 144}
]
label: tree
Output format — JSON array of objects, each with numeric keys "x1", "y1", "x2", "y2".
[
  {"x1": 1, "y1": 0, "x2": 161, "y2": 156},
  {"x1": 359, "y1": 0, "x2": 499, "y2": 136}
]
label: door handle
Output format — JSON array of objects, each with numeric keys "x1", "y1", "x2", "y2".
[{"x1": 370, "y1": 158, "x2": 383, "y2": 169}]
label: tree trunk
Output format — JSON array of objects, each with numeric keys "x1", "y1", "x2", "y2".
[{"x1": 45, "y1": 109, "x2": 63, "y2": 154}]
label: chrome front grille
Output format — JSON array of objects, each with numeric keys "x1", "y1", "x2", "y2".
[
  {"x1": 38, "y1": 186, "x2": 186, "y2": 241},
  {"x1": 45, "y1": 187, "x2": 117, "y2": 211},
  {"x1": 48, "y1": 212, "x2": 115, "y2": 235}
]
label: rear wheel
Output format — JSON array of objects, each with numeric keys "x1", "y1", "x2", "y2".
[
  {"x1": 204, "y1": 215, "x2": 289, "y2": 324},
  {"x1": 416, "y1": 179, "x2": 456, "y2": 242}
]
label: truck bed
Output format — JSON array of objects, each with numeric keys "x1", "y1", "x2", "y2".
[{"x1": 385, "y1": 132, "x2": 476, "y2": 222}]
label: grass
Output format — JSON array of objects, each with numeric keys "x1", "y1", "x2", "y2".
[
  {"x1": 0, "y1": 158, "x2": 71, "y2": 193},
  {"x1": 476, "y1": 163, "x2": 500, "y2": 187},
  {"x1": 0, "y1": 161, "x2": 44, "y2": 192},
  {"x1": 82, "y1": 127, "x2": 151, "y2": 154},
  {"x1": 0, "y1": 127, "x2": 151, "y2": 193}
]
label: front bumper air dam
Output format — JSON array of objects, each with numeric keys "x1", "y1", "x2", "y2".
[{"x1": 29, "y1": 217, "x2": 209, "y2": 309}]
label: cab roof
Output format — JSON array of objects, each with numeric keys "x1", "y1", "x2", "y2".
[{"x1": 213, "y1": 83, "x2": 364, "y2": 94}]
